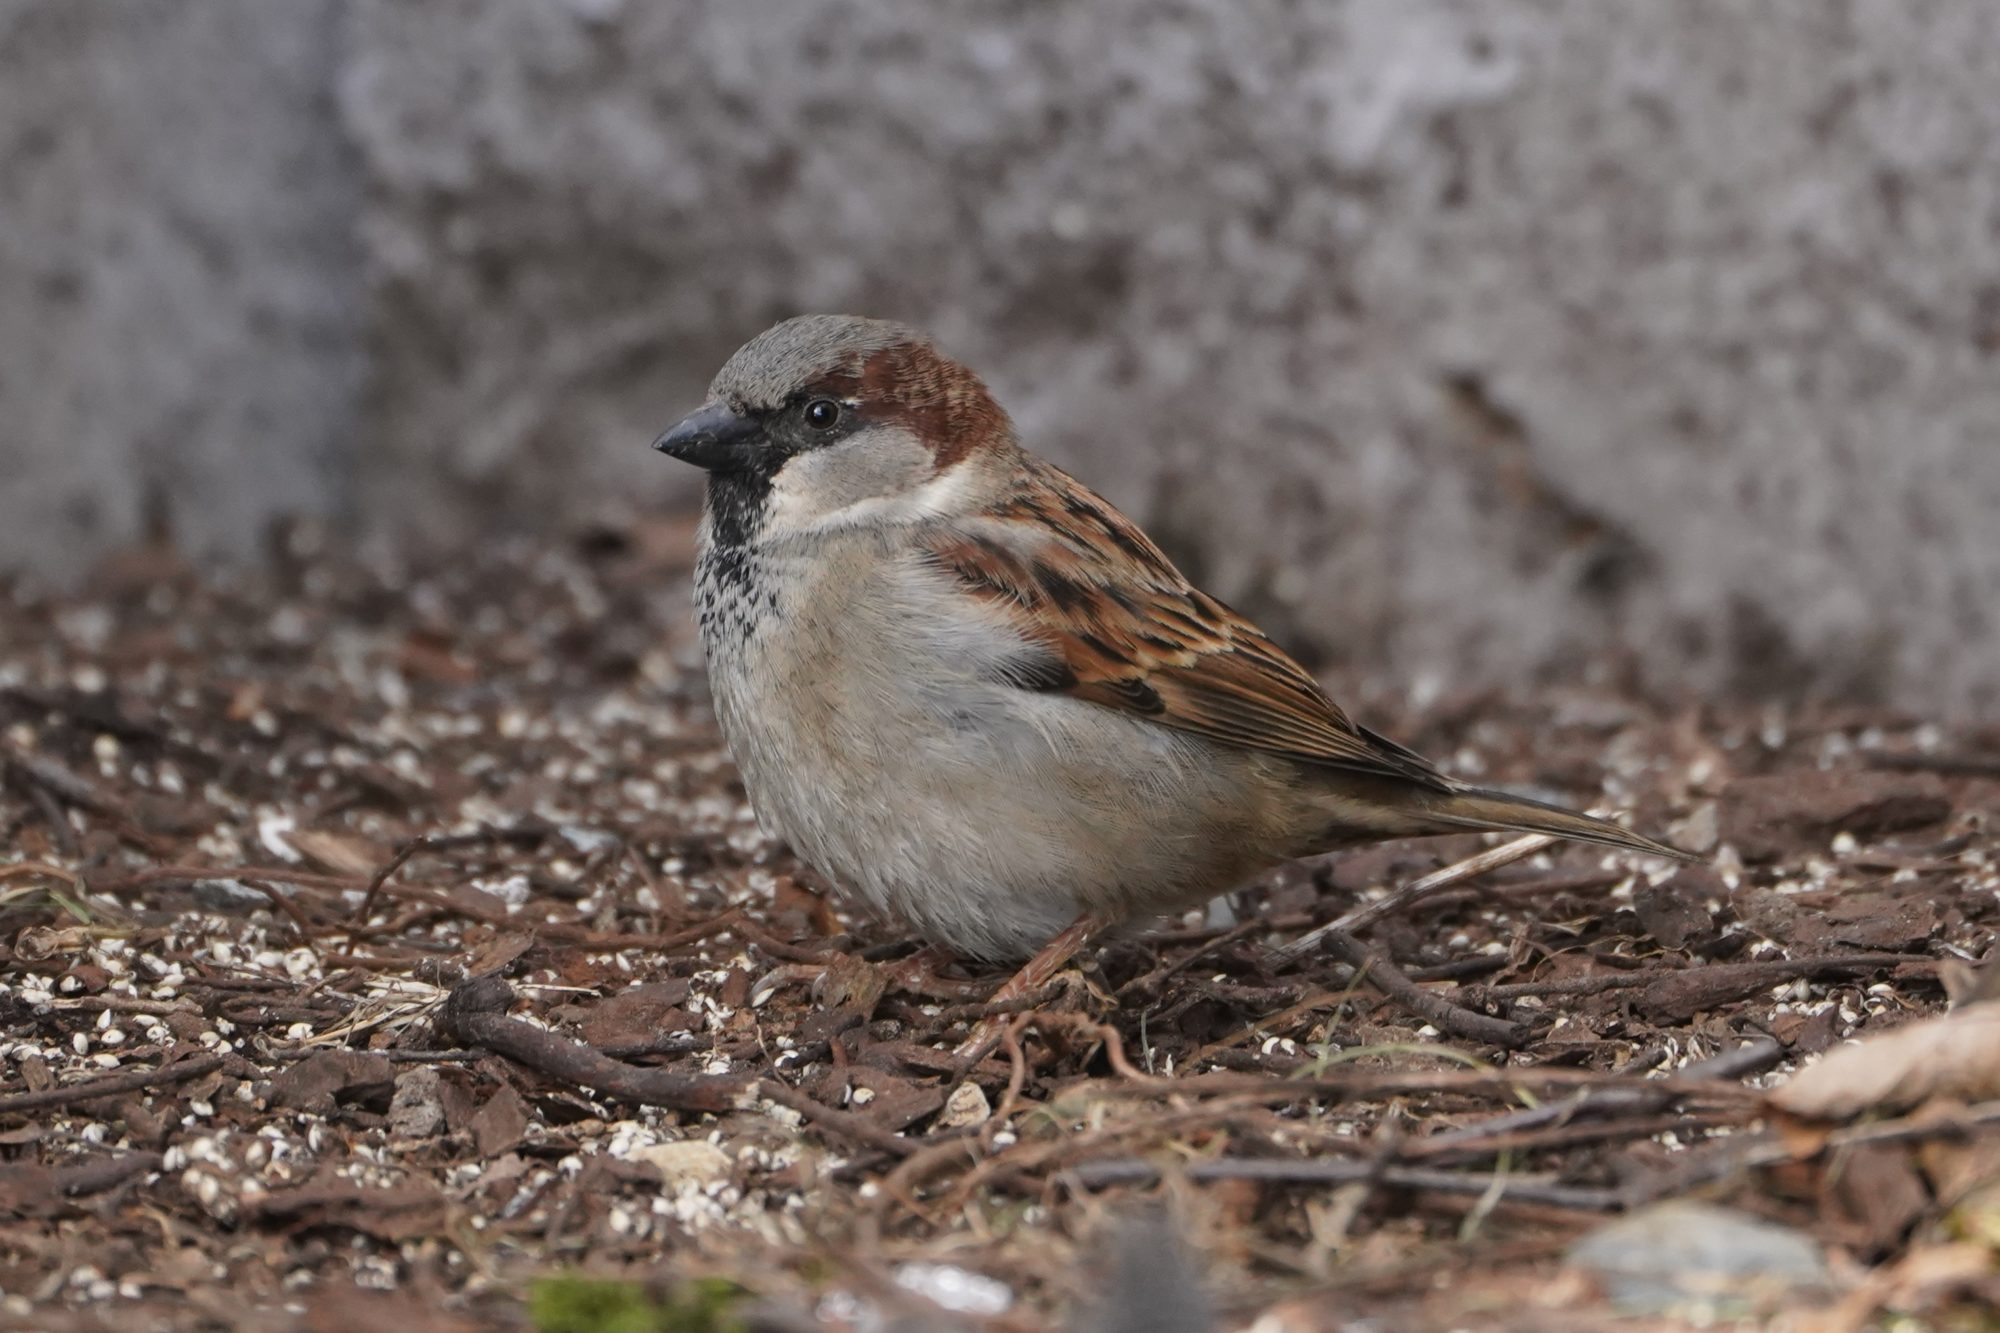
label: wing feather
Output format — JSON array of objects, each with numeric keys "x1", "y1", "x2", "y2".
[{"x1": 919, "y1": 464, "x2": 1452, "y2": 790}]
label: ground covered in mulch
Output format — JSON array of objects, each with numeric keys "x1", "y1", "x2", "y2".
[{"x1": 1, "y1": 521, "x2": 1997, "y2": 1331}]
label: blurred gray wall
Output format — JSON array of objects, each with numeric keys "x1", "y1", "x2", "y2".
[
  {"x1": 0, "y1": 0, "x2": 363, "y2": 562},
  {"x1": 3, "y1": 1, "x2": 1997, "y2": 716}
]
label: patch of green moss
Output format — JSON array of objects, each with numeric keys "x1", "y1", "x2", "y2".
[{"x1": 528, "y1": 1276, "x2": 747, "y2": 1333}]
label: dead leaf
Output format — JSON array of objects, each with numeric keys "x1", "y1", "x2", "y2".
[
  {"x1": 810, "y1": 953, "x2": 888, "y2": 1015},
  {"x1": 579, "y1": 980, "x2": 695, "y2": 1047},
  {"x1": 1766, "y1": 1006, "x2": 1842, "y2": 1057},
  {"x1": 269, "y1": 1050, "x2": 396, "y2": 1115},
  {"x1": 1919, "y1": 1133, "x2": 2000, "y2": 1209},
  {"x1": 14, "y1": 925, "x2": 91, "y2": 962},
  {"x1": 287, "y1": 828, "x2": 385, "y2": 877},
  {"x1": 434, "y1": 1069, "x2": 482, "y2": 1137},
  {"x1": 471, "y1": 1083, "x2": 530, "y2": 1158},
  {"x1": 836, "y1": 1069, "x2": 945, "y2": 1132},
  {"x1": 1826, "y1": 1143, "x2": 1931, "y2": 1254},
  {"x1": 1823, "y1": 893, "x2": 1939, "y2": 951},
  {"x1": 464, "y1": 931, "x2": 537, "y2": 978},
  {"x1": 16, "y1": 1055, "x2": 51, "y2": 1093},
  {"x1": 1769, "y1": 1006, "x2": 2000, "y2": 1120},
  {"x1": 1876, "y1": 1242, "x2": 1999, "y2": 1311}
]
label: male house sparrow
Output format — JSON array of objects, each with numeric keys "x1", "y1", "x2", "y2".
[{"x1": 654, "y1": 315, "x2": 1689, "y2": 975}]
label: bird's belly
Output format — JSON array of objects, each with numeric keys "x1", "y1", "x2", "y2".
[{"x1": 702, "y1": 601, "x2": 1290, "y2": 960}]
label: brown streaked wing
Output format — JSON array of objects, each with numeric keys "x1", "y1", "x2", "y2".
[{"x1": 918, "y1": 467, "x2": 1453, "y2": 790}]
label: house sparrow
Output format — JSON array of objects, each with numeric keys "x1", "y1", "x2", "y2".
[{"x1": 653, "y1": 315, "x2": 1691, "y2": 969}]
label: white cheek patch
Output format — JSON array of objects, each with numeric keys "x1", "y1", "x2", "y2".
[
  {"x1": 762, "y1": 430, "x2": 975, "y2": 538},
  {"x1": 888, "y1": 459, "x2": 981, "y2": 520}
]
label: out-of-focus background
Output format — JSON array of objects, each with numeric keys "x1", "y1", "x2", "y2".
[{"x1": 4, "y1": 1, "x2": 1996, "y2": 715}]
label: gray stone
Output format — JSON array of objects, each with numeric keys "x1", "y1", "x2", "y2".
[
  {"x1": 387, "y1": 1065, "x2": 447, "y2": 1140},
  {"x1": 1567, "y1": 1199, "x2": 1832, "y2": 1315},
  {"x1": 5, "y1": 2, "x2": 1999, "y2": 715}
]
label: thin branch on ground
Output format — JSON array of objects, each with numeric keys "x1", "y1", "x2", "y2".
[
  {"x1": 0, "y1": 1052, "x2": 227, "y2": 1117},
  {"x1": 1313, "y1": 929, "x2": 1528, "y2": 1048}
]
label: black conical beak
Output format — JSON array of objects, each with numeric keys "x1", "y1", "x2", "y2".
[{"x1": 652, "y1": 402, "x2": 761, "y2": 472}]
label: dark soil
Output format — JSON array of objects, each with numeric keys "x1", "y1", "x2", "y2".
[{"x1": 0, "y1": 520, "x2": 1995, "y2": 1331}]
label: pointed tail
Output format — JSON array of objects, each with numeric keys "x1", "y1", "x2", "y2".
[{"x1": 1420, "y1": 785, "x2": 1698, "y2": 862}]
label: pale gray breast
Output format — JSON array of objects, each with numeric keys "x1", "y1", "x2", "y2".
[
  {"x1": 696, "y1": 524, "x2": 1026, "y2": 782},
  {"x1": 690, "y1": 521, "x2": 1305, "y2": 957}
]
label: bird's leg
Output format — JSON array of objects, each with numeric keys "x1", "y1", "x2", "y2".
[{"x1": 950, "y1": 913, "x2": 1112, "y2": 1067}]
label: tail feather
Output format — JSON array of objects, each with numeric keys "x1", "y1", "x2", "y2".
[{"x1": 1421, "y1": 785, "x2": 1697, "y2": 862}]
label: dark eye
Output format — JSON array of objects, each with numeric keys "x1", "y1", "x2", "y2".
[{"x1": 804, "y1": 398, "x2": 842, "y2": 430}]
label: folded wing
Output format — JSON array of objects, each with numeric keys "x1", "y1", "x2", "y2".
[{"x1": 917, "y1": 464, "x2": 1454, "y2": 791}]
